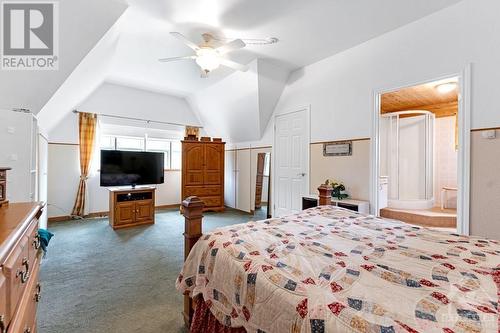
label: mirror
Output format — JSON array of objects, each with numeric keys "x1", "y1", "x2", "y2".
[{"x1": 255, "y1": 152, "x2": 271, "y2": 219}]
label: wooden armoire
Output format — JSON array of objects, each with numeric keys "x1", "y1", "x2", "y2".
[{"x1": 181, "y1": 139, "x2": 225, "y2": 212}]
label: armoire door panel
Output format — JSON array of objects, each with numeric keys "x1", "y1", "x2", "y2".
[
  {"x1": 184, "y1": 144, "x2": 205, "y2": 186},
  {"x1": 204, "y1": 144, "x2": 222, "y2": 184}
]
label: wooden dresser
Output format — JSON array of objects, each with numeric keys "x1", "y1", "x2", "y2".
[
  {"x1": 0, "y1": 202, "x2": 44, "y2": 333},
  {"x1": 108, "y1": 187, "x2": 155, "y2": 229},
  {"x1": 182, "y1": 139, "x2": 225, "y2": 212}
]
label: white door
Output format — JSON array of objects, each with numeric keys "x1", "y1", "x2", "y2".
[
  {"x1": 224, "y1": 150, "x2": 236, "y2": 208},
  {"x1": 274, "y1": 109, "x2": 309, "y2": 217},
  {"x1": 38, "y1": 134, "x2": 49, "y2": 228},
  {"x1": 236, "y1": 149, "x2": 251, "y2": 213}
]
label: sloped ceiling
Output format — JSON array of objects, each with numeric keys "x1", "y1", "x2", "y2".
[
  {"x1": 34, "y1": 0, "x2": 463, "y2": 142},
  {"x1": 0, "y1": 0, "x2": 128, "y2": 114},
  {"x1": 78, "y1": 81, "x2": 201, "y2": 127},
  {"x1": 188, "y1": 59, "x2": 288, "y2": 142}
]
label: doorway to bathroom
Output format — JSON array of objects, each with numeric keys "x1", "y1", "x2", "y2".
[{"x1": 375, "y1": 75, "x2": 468, "y2": 232}]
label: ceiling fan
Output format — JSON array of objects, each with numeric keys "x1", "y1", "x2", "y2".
[{"x1": 159, "y1": 32, "x2": 250, "y2": 77}]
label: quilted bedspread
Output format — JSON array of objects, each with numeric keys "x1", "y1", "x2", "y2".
[{"x1": 176, "y1": 206, "x2": 500, "y2": 333}]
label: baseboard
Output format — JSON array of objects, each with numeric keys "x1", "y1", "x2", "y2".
[
  {"x1": 155, "y1": 204, "x2": 181, "y2": 210},
  {"x1": 224, "y1": 206, "x2": 253, "y2": 214},
  {"x1": 48, "y1": 204, "x2": 181, "y2": 223},
  {"x1": 48, "y1": 215, "x2": 71, "y2": 223}
]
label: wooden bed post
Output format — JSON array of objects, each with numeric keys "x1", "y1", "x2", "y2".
[
  {"x1": 318, "y1": 184, "x2": 333, "y2": 206},
  {"x1": 181, "y1": 196, "x2": 205, "y2": 327}
]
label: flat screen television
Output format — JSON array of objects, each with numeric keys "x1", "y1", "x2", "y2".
[{"x1": 100, "y1": 150, "x2": 164, "y2": 187}]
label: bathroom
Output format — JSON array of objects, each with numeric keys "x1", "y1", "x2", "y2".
[{"x1": 378, "y1": 78, "x2": 459, "y2": 228}]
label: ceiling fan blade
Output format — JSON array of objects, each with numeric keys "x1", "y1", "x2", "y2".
[
  {"x1": 216, "y1": 39, "x2": 246, "y2": 54},
  {"x1": 170, "y1": 32, "x2": 200, "y2": 51},
  {"x1": 158, "y1": 55, "x2": 196, "y2": 62},
  {"x1": 200, "y1": 69, "x2": 209, "y2": 79},
  {"x1": 219, "y1": 58, "x2": 249, "y2": 72}
]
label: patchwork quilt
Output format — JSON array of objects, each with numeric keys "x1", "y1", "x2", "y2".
[{"x1": 176, "y1": 206, "x2": 500, "y2": 333}]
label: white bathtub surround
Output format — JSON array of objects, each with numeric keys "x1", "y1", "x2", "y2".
[{"x1": 380, "y1": 111, "x2": 435, "y2": 210}]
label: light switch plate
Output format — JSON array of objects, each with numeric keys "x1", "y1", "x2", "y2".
[
  {"x1": 481, "y1": 130, "x2": 496, "y2": 139},
  {"x1": 7, "y1": 126, "x2": 15, "y2": 134},
  {"x1": 10, "y1": 154, "x2": 18, "y2": 161}
]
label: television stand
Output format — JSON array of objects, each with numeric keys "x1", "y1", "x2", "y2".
[{"x1": 108, "y1": 186, "x2": 156, "y2": 229}]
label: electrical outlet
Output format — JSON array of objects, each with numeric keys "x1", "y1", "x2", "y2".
[{"x1": 7, "y1": 126, "x2": 15, "y2": 134}]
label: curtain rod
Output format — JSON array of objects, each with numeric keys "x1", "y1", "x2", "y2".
[{"x1": 72, "y1": 110, "x2": 202, "y2": 128}]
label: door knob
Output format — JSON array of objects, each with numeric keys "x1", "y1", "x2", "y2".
[{"x1": 297, "y1": 173, "x2": 306, "y2": 177}]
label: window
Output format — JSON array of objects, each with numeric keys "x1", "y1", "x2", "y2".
[
  {"x1": 146, "y1": 138, "x2": 171, "y2": 169},
  {"x1": 100, "y1": 135, "x2": 115, "y2": 150},
  {"x1": 116, "y1": 136, "x2": 144, "y2": 151},
  {"x1": 171, "y1": 141, "x2": 181, "y2": 169},
  {"x1": 99, "y1": 134, "x2": 181, "y2": 170}
]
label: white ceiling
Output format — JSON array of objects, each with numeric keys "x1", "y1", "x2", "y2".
[
  {"x1": 32, "y1": 0, "x2": 463, "y2": 141},
  {"x1": 107, "y1": 0, "x2": 462, "y2": 96},
  {"x1": 0, "y1": 0, "x2": 127, "y2": 113}
]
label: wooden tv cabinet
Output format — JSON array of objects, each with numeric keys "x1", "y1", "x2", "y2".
[{"x1": 108, "y1": 187, "x2": 156, "y2": 229}]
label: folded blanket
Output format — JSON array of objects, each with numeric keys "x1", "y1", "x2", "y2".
[{"x1": 38, "y1": 229, "x2": 54, "y2": 256}]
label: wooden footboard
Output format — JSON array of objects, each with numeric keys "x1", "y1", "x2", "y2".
[
  {"x1": 181, "y1": 184, "x2": 332, "y2": 327},
  {"x1": 181, "y1": 196, "x2": 205, "y2": 327}
]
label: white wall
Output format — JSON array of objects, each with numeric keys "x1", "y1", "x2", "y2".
[
  {"x1": 189, "y1": 61, "x2": 260, "y2": 143},
  {"x1": 268, "y1": 0, "x2": 500, "y2": 143},
  {"x1": 47, "y1": 144, "x2": 80, "y2": 218},
  {"x1": 434, "y1": 116, "x2": 458, "y2": 208},
  {"x1": 310, "y1": 141, "x2": 370, "y2": 201}
]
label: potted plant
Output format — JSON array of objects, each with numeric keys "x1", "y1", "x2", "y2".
[{"x1": 325, "y1": 179, "x2": 348, "y2": 200}]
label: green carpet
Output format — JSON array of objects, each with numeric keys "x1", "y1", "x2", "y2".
[{"x1": 38, "y1": 207, "x2": 265, "y2": 333}]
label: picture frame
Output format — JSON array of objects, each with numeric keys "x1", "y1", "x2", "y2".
[{"x1": 323, "y1": 141, "x2": 352, "y2": 156}]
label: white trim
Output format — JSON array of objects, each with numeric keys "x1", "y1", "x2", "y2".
[
  {"x1": 457, "y1": 64, "x2": 471, "y2": 235},
  {"x1": 272, "y1": 106, "x2": 311, "y2": 217},
  {"x1": 371, "y1": 66, "x2": 471, "y2": 235}
]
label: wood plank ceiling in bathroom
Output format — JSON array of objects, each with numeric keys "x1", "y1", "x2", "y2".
[{"x1": 381, "y1": 81, "x2": 458, "y2": 118}]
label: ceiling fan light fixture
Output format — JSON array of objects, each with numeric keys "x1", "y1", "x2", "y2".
[
  {"x1": 195, "y1": 48, "x2": 220, "y2": 72},
  {"x1": 435, "y1": 82, "x2": 457, "y2": 94}
]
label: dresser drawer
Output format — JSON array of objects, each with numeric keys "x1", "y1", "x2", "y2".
[
  {"x1": 0, "y1": 274, "x2": 7, "y2": 332},
  {"x1": 3, "y1": 236, "x2": 30, "y2": 320},
  {"x1": 8, "y1": 260, "x2": 40, "y2": 333},
  {"x1": 26, "y1": 221, "x2": 41, "y2": 271},
  {"x1": 185, "y1": 186, "x2": 221, "y2": 197},
  {"x1": 199, "y1": 196, "x2": 222, "y2": 208}
]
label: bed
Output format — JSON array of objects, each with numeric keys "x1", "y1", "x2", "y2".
[{"x1": 177, "y1": 185, "x2": 500, "y2": 333}]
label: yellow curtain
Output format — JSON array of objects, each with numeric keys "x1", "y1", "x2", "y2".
[{"x1": 71, "y1": 112, "x2": 97, "y2": 217}]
